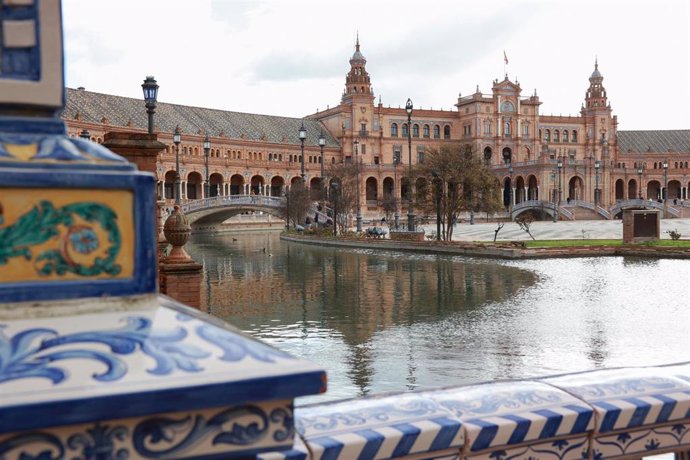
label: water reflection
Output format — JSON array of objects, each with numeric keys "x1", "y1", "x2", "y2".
[{"x1": 186, "y1": 232, "x2": 690, "y2": 403}]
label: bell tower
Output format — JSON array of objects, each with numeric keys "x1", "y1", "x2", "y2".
[
  {"x1": 342, "y1": 34, "x2": 374, "y2": 104},
  {"x1": 584, "y1": 58, "x2": 608, "y2": 110}
]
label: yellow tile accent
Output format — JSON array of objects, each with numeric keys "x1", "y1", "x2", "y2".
[
  {"x1": 0, "y1": 188, "x2": 135, "y2": 282},
  {"x1": 4, "y1": 144, "x2": 38, "y2": 160}
]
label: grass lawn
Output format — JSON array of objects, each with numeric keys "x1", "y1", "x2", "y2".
[{"x1": 524, "y1": 239, "x2": 690, "y2": 248}]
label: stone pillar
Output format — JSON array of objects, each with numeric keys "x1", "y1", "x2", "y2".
[
  {"x1": 102, "y1": 132, "x2": 166, "y2": 178},
  {"x1": 160, "y1": 205, "x2": 202, "y2": 308}
]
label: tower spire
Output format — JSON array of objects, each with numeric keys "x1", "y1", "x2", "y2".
[{"x1": 356, "y1": 31, "x2": 360, "y2": 52}]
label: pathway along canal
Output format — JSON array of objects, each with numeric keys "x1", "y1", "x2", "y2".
[{"x1": 187, "y1": 232, "x2": 690, "y2": 404}]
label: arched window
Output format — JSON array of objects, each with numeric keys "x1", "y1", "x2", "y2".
[
  {"x1": 545, "y1": 130, "x2": 551, "y2": 142},
  {"x1": 413, "y1": 124, "x2": 419, "y2": 138},
  {"x1": 572, "y1": 130, "x2": 577, "y2": 142},
  {"x1": 434, "y1": 125, "x2": 440, "y2": 139},
  {"x1": 562, "y1": 130, "x2": 569, "y2": 143},
  {"x1": 443, "y1": 125, "x2": 451, "y2": 139},
  {"x1": 182, "y1": 147, "x2": 187, "y2": 155},
  {"x1": 402, "y1": 123, "x2": 409, "y2": 137},
  {"x1": 675, "y1": 162, "x2": 679, "y2": 169},
  {"x1": 391, "y1": 123, "x2": 398, "y2": 137},
  {"x1": 554, "y1": 130, "x2": 560, "y2": 142},
  {"x1": 423, "y1": 124, "x2": 430, "y2": 138}
]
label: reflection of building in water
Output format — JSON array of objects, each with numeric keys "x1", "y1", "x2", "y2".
[{"x1": 191, "y1": 238, "x2": 536, "y2": 345}]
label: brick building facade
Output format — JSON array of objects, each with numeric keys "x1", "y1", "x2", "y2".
[{"x1": 62, "y1": 39, "x2": 690, "y2": 220}]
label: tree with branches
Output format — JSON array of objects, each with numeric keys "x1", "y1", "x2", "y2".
[
  {"x1": 324, "y1": 160, "x2": 360, "y2": 235},
  {"x1": 414, "y1": 143, "x2": 503, "y2": 240},
  {"x1": 281, "y1": 181, "x2": 312, "y2": 229}
]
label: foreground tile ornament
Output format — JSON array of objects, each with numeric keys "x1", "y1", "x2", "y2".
[{"x1": 0, "y1": 2, "x2": 326, "y2": 458}]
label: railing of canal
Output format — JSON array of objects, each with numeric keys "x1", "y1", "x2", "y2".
[{"x1": 262, "y1": 362, "x2": 690, "y2": 460}]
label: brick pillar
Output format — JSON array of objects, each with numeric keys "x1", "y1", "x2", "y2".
[
  {"x1": 102, "y1": 131, "x2": 166, "y2": 178},
  {"x1": 161, "y1": 205, "x2": 202, "y2": 308}
]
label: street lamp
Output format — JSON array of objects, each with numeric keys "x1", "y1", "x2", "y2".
[
  {"x1": 79, "y1": 129, "x2": 90, "y2": 140},
  {"x1": 637, "y1": 165, "x2": 643, "y2": 199},
  {"x1": 203, "y1": 134, "x2": 211, "y2": 199},
  {"x1": 432, "y1": 171, "x2": 442, "y2": 241},
  {"x1": 173, "y1": 126, "x2": 181, "y2": 205},
  {"x1": 393, "y1": 151, "x2": 400, "y2": 229},
  {"x1": 557, "y1": 157, "x2": 563, "y2": 205},
  {"x1": 299, "y1": 122, "x2": 307, "y2": 183},
  {"x1": 405, "y1": 98, "x2": 415, "y2": 231},
  {"x1": 663, "y1": 158, "x2": 669, "y2": 218},
  {"x1": 319, "y1": 131, "x2": 326, "y2": 206},
  {"x1": 141, "y1": 76, "x2": 159, "y2": 135},
  {"x1": 508, "y1": 163, "x2": 514, "y2": 217},
  {"x1": 354, "y1": 138, "x2": 362, "y2": 232},
  {"x1": 594, "y1": 159, "x2": 600, "y2": 207},
  {"x1": 551, "y1": 170, "x2": 557, "y2": 222}
]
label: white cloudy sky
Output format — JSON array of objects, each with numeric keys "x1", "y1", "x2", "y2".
[{"x1": 62, "y1": 0, "x2": 689, "y2": 131}]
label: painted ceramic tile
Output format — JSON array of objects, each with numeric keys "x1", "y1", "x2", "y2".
[
  {"x1": 0, "y1": 399, "x2": 294, "y2": 460},
  {"x1": 0, "y1": 188, "x2": 135, "y2": 282},
  {"x1": 296, "y1": 393, "x2": 464, "y2": 459},
  {"x1": 465, "y1": 435, "x2": 589, "y2": 460},
  {"x1": 591, "y1": 423, "x2": 690, "y2": 459},
  {"x1": 0, "y1": 298, "x2": 325, "y2": 434},
  {"x1": 541, "y1": 368, "x2": 690, "y2": 433},
  {"x1": 427, "y1": 381, "x2": 594, "y2": 453}
]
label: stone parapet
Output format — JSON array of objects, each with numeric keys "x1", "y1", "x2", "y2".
[{"x1": 258, "y1": 363, "x2": 690, "y2": 460}]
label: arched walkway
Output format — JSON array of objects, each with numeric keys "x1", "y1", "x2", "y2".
[
  {"x1": 230, "y1": 174, "x2": 244, "y2": 195},
  {"x1": 383, "y1": 177, "x2": 394, "y2": 200},
  {"x1": 568, "y1": 176, "x2": 584, "y2": 201},
  {"x1": 310, "y1": 177, "x2": 322, "y2": 200},
  {"x1": 615, "y1": 179, "x2": 624, "y2": 200},
  {"x1": 515, "y1": 176, "x2": 526, "y2": 204},
  {"x1": 250, "y1": 175, "x2": 265, "y2": 195},
  {"x1": 164, "y1": 170, "x2": 176, "y2": 199},
  {"x1": 503, "y1": 177, "x2": 512, "y2": 208},
  {"x1": 271, "y1": 176, "x2": 285, "y2": 197},
  {"x1": 483, "y1": 147, "x2": 492, "y2": 165},
  {"x1": 668, "y1": 180, "x2": 681, "y2": 199},
  {"x1": 187, "y1": 172, "x2": 202, "y2": 200},
  {"x1": 647, "y1": 180, "x2": 662, "y2": 200},
  {"x1": 627, "y1": 179, "x2": 639, "y2": 199},
  {"x1": 366, "y1": 177, "x2": 378, "y2": 204},
  {"x1": 415, "y1": 177, "x2": 428, "y2": 203},
  {"x1": 209, "y1": 173, "x2": 223, "y2": 197},
  {"x1": 502, "y1": 147, "x2": 512, "y2": 164},
  {"x1": 527, "y1": 175, "x2": 538, "y2": 200}
]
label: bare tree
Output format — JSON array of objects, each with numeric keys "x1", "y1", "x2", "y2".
[
  {"x1": 281, "y1": 181, "x2": 312, "y2": 229},
  {"x1": 515, "y1": 213, "x2": 536, "y2": 240},
  {"x1": 493, "y1": 222, "x2": 505, "y2": 242},
  {"x1": 415, "y1": 143, "x2": 503, "y2": 240},
  {"x1": 324, "y1": 160, "x2": 360, "y2": 234}
]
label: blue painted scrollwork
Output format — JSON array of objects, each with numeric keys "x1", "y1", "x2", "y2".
[
  {"x1": 0, "y1": 432, "x2": 64, "y2": 460},
  {"x1": 67, "y1": 423, "x2": 129, "y2": 460},
  {"x1": 439, "y1": 390, "x2": 564, "y2": 417},
  {"x1": 0, "y1": 317, "x2": 209, "y2": 384},
  {"x1": 196, "y1": 324, "x2": 294, "y2": 363},
  {"x1": 132, "y1": 405, "x2": 292, "y2": 458}
]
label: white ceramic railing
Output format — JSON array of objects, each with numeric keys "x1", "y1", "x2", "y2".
[{"x1": 259, "y1": 363, "x2": 690, "y2": 460}]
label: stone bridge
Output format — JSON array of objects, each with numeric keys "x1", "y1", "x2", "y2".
[
  {"x1": 181, "y1": 195, "x2": 287, "y2": 225},
  {"x1": 511, "y1": 199, "x2": 681, "y2": 220}
]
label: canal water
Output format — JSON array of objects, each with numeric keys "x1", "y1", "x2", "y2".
[{"x1": 187, "y1": 232, "x2": 690, "y2": 404}]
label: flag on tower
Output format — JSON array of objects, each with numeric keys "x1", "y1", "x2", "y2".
[{"x1": 504, "y1": 50, "x2": 509, "y2": 65}]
